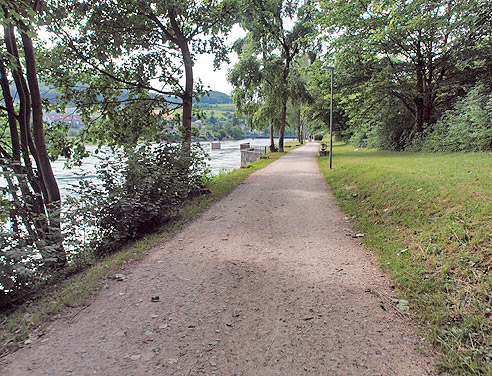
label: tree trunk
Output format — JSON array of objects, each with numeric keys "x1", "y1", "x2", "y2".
[
  {"x1": 279, "y1": 48, "x2": 292, "y2": 153},
  {"x1": 20, "y1": 23, "x2": 65, "y2": 268},
  {"x1": 3, "y1": 24, "x2": 46, "y2": 232},
  {"x1": 414, "y1": 98, "x2": 424, "y2": 133},
  {"x1": 301, "y1": 116, "x2": 305, "y2": 144},
  {"x1": 0, "y1": 61, "x2": 38, "y2": 236},
  {"x1": 181, "y1": 52, "x2": 193, "y2": 148},
  {"x1": 169, "y1": 9, "x2": 193, "y2": 149},
  {"x1": 297, "y1": 109, "x2": 304, "y2": 144},
  {"x1": 269, "y1": 121, "x2": 275, "y2": 152},
  {"x1": 423, "y1": 85, "x2": 433, "y2": 126},
  {"x1": 414, "y1": 35, "x2": 425, "y2": 134},
  {"x1": 20, "y1": 27, "x2": 60, "y2": 205},
  {"x1": 6, "y1": 24, "x2": 46, "y2": 209},
  {"x1": 0, "y1": 59, "x2": 20, "y2": 160},
  {"x1": 279, "y1": 99, "x2": 286, "y2": 152}
]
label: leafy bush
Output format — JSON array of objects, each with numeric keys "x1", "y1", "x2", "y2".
[
  {"x1": 417, "y1": 85, "x2": 492, "y2": 152},
  {"x1": 314, "y1": 134, "x2": 323, "y2": 141},
  {"x1": 0, "y1": 143, "x2": 208, "y2": 309},
  {"x1": 0, "y1": 168, "x2": 61, "y2": 309},
  {"x1": 343, "y1": 92, "x2": 415, "y2": 151},
  {"x1": 64, "y1": 143, "x2": 209, "y2": 258},
  {"x1": 0, "y1": 229, "x2": 41, "y2": 309},
  {"x1": 348, "y1": 129, "x2": 369, "y2": 148}
]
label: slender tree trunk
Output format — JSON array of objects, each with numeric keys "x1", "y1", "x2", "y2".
[
  {"x1": 424, "y1": 42, "x2": 435, "y2": 126},
  {"x1": 296, "y1": 110, "x2": 300, "y2": 143},
  {"x1": 300, "y1": 116, "x2": 305, "y2": 144},
  {"x1": 20, "y1": 23, "x2": 65, "y2": 268},
  {"x1": 414, "y1": 34, "x2": 425, "y2": 134},
  {"x1": 169, "y1": 10, "x2": 193, "y2": 149},
  {"x1": 2, "y1": 26, "x2": 45, "y2": 234},
  {"x1": 279, "y1": 99, "x2": 287, "y2": 152},
  {"x1": 279, "y1": 50, "x2": 292, "y2": 153},
  {"x1": 5, "y1": 25, "x2": 46, "y2": 214},
  {"x1": 0, "y1": 62, "x2": 35, "y2": 231},
  {"x1": 269, "y1": 121, "x2": 275, "y2": 152},
  {"x1": 20, "y1": 28, "x2": 60, "y2": 202},
  {"x1": 0, "y1": 59, "x2": 20, "y2": 160},
  {"x1": 181, "y1": 52, "x2": 193, "y2": 147},
  {"x1": 423, "y1": 84, "x2": 433, "y2": 126},
  {"x1": 297, "y1": 109, "x2": 304, "y2": 144}
]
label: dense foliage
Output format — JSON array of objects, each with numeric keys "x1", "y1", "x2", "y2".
[
  {"x1": 2, "y1": 0, "x2": 232, "y2": 308},
  {"x1": 0, "y1": 0, "x2": 65, "y2": 308},
  {"x1": 195, "y1": 91, "x2": 234, "y2": 105},
  {"x1": 310, "y1": 0, "x2": 492, "y2": 151},
  {"x1": 229, "y1": 0, "x2": 317, "y2": 152},
  {"x1": 1, "y1": 142, "x2": 208, "y2": 308},
  {"x1": 416, "y1": 85, "x2": 492, "y2": 152},
  {"x1": 64, "y1": 143, "x2": 208, "y2": 259},
  {"x1": 44, "y1": 0, "x2": 239, "y2": 147}
]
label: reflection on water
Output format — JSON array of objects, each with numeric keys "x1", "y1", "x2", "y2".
[{"x1": 51, "y1": 138, "x2": 291, "y2": 198}]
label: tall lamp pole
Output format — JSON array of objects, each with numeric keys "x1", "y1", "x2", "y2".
[{"x1": 321, "y1": 66, "x2": 334, "y2": 169}]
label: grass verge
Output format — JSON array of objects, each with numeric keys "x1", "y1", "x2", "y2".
[
  {"x1": 318, "y1": 142, "x2": 492, "y2": 375},
  {"x1": 0, "y1": 141, "x2": 301, "y2": 356}
]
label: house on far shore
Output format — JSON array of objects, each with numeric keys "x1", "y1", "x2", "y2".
[
  {"x1": 44, "y1": 111, "x2": 84, "y2": 129},
  {"x1": 153, "y1": 109, "x2": 178, "y2": 133}
]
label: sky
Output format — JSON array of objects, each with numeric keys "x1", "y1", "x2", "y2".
[
  {"x1": 39, "y1": 24, "x2": 246, "y2": 97},
  {"x1": 193, "y1": 25, "x2": 246, "y2": 95}
]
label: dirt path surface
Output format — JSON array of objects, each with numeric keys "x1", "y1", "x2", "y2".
[{"x1": 1, "y1": 143, "x2": 434, "y2": 375}]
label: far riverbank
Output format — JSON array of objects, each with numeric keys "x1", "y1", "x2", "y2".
[{"x1": 51, "y1": 138, "x2": 296, "y2": 197}]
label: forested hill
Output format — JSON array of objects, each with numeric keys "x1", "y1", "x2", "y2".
[
  {"x1": 11, "y1": 84, "x2": 232, "y2": 106},
  {"x1": 194, "y1": 91, "x2": 233, "y2": 105}
]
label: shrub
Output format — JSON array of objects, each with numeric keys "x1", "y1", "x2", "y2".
[
  {"x1": 349, "y1": 129, "x2": 369, "y2": 148},
  {"x1": 64, "y1": 143, "x2": 209, "y2": 258},
  {"x1": 417, "y1": 85, "x2": 492, "y2": 152},
  {"x1": 1, "y1": 169, "x2": 61, "y2": 308},
  {"x1": 314, "y1": 134, "x2": 323, "y2": 141},
  {"x1": 0, "y1": 229, "x2": 41, "y2": 309}
]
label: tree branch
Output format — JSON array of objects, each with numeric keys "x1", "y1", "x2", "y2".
[
  {"x1": 390, "y1": 89, "x2": 416, "y2": 119},
  {"x1": 55, "y1": 27, "x2": 178, "y2": 98},
  {"x1": 143, "y1": 10, "x2": 178, "y2": 44}
]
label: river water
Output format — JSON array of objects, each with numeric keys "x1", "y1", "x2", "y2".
[{"x1": 51, "y1": 138, "x2": 291, "y2": 198}]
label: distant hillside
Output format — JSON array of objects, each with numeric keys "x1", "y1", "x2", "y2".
[
  {"x1": 9, "y1": 84, "x2": 232, "y2": 106},
  {"x1": 194, "y1": 91, "x2": 233, "y2": 105}
]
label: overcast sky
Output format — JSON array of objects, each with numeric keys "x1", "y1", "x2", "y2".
[
  {"x1": 193, "y1": 25, "x2": 245, "y2": 95},
  {"x1": 39, "y1": 24, "x2": 245, "y2": 96}
]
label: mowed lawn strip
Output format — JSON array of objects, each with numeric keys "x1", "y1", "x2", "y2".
[
  {"x1": 0, "y1": 141, "x2": 301, "y2": 356},
  {"x1": 318, "y1": 143, "x2": 492, "y2": 375}
]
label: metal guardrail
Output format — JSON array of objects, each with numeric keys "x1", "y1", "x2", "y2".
[{"x1": 240, "y1": 143, "x2": 268, "y2": 154}]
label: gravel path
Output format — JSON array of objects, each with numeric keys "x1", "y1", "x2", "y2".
[{"x1": 1, "y1": 142, "x2": 434, "y2": 375}]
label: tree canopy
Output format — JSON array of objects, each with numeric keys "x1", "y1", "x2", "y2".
[
  {"x1": 313, "y1": 0, "x2": 492, "y2": 150},
  {"x1": 43, "y1": 0, "x2": 239, "y2": 147},
  {"x1": 229, "y1": 0, "x2": 318, "y2": 152}
]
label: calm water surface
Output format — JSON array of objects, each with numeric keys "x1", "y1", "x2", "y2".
[{"x1": 52, "y1": 138, "x2": 292, "y2": 198}]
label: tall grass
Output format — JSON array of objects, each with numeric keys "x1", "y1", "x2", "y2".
[{"x1": 319, "y1": 143, "x2": 492, "y2": 375}]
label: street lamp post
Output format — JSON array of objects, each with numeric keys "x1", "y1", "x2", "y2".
[{"x1": 321, "y1": 66, "x2": 334, "y2": 169}]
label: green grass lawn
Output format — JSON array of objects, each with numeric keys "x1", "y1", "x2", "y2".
[
  {"x1": 0, "y1": 141, "x2": 299, "y2": 356},
  {"x1": 212, "y1": 103, "x2": 236, "y2": 111},
  {"x1": 199, "y1": 106, "x2": 235, "y2": 121},
  {"x1": 319, "y1": 143, "x2": 492, "y2": 375}
]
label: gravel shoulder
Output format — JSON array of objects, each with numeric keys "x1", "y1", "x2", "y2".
[{"x1": 1, "y1": 142, "x2": 434, "y2": 375}]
